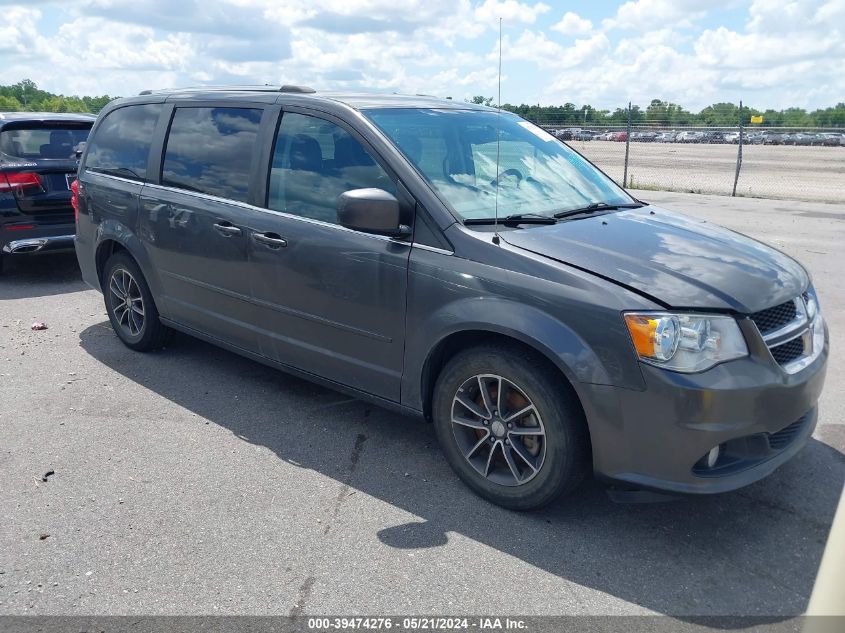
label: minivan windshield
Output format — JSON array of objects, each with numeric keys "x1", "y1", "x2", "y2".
[{"x1": 365, "y1": 108, "x2": 635, "y2": 221}]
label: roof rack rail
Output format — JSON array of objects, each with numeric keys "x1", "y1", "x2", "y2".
[
  {"x1": 138, "y1": 85, "x2": 316, "y2": 96},
  {"x1": 279, "y1": 85, "x2": 316, "y2": 93}
]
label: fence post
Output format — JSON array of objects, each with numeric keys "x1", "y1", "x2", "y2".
[
  {"x1": 623, "y1": 101, "x2": 632, "y2": 188},
  {"x1": 732, "y1": 100, "x2": 743, "y2": 197}
]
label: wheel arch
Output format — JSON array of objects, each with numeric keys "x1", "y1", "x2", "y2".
[
  {"x1": 418, "y1": 325, "x2": 597, "y2": 426},
  {"x1": 93, "y1": 222, "x2": 164, "y2": 301},
  {"x1": 95, "y1": 239, "x2": 129, "y2": 288}
]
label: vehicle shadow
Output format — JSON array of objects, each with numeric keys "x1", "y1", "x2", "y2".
[
  {"x1": 79, "y1": 325, "x2": 844, "y2": 619},
  {"x1": 0, "y1": 253, "x2": 89, "y2": 299}
]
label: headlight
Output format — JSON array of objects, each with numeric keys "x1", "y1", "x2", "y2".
[{"x1": 624, "y1": 312, "x2": 748, "y2": 372}]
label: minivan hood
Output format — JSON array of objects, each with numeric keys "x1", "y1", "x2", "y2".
[{"x1": 499, "y1": 207, "x2": 808, "y2": 313}]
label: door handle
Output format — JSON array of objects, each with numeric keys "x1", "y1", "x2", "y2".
[
  {"x1": 253, "y1": 232, "x2": 287, "y2": 248},
  {"x1": 213, "y1": 222, "x2": 241, "y2": 237}
]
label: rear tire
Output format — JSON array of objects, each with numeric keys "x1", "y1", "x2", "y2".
[
  {"x1": 102, "y1": 252, "x2": 170, "y2": 351},
  {"x1": 432, "y1": 343, "x2": 589, "y2": 510}
]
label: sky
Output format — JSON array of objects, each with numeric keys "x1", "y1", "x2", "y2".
[{"x1": 1, "y1": 0, "x2": 843, "y2": 112}]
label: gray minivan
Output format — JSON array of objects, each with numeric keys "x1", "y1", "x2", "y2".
[{"x1": 74, "y1": 86, "x2": 828, "y2": 509}]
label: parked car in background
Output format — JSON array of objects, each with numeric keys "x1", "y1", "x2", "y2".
[
  {"x1": 819, "y1": 133, "x2": 843, "y2": 147},
  {"x1": 573, "y1": 130, "x2": 595, "y2": 141},
  {"x1": 701, "y1": 131, "x2": 726, "y2": 144},
  {"x1": 0, "y1": 112, "x2": 95, "y2": 273},
  {"x1": 654, "y1": 131, "x2": 676, "y2": 142},
  {"x1": 723, "y1": 132, "x2": 740, "y2": 143},
  {"x1": 631, "y1": 131, "x2": 657, "y2": 142},
  {"x1": 676, "y1": 131, "x2": 702, "y2": 143},
  {"x1": 784, "y1": 133, "x2": 815, "y2": 146},
  {"x1": 762, "y1": 132, "x2": 784, "y2": 145},
  {"x1": 611, "y1": 131, "x2": 628, "y2": 141}
]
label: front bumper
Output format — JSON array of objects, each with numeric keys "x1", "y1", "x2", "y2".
[{"x1": 578, "y1": 325, "x2": 828, "y2": 494}]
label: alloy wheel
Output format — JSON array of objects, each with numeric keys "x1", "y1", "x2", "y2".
[
  {"x1": 450, "y1": 374, "x2": 546, "y2": 486},
  {"x1": 108, "y1": 268, "x2": 145, "y2": 337}
]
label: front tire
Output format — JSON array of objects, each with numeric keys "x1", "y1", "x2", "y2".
[
  {"x1": 103, "y1": 252, "x2": 170, "y2": 351},
  {"x1": 432, "y1": 344, "x2": 589, "y2": 510}
]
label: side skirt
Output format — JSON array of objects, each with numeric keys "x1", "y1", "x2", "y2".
[{"x1": 159, "y1": 317, "x2": 425, "y2": 422}]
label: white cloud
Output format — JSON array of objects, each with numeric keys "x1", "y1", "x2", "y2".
[
  {"x1": 746, "y1": 0, "x2": 817, "y2": 33},
  {"x1": 694, "y1": 26, "x2": 841, "y2": 69},
  {"x1": 492, "y1": 30, "x2": 609, "y2": 71},
  {"x1": 0, "y1": 0, "x2": 842, "y2": 112},
  {"x1": 551, "y1": 11, "x2": 593, "y2": 36},
  {"x1": 603, "y1": 0, "x2": 727, "y2": 31},
  {"x1": 0, "y1": 7, "x2": 42, "y2": 55},
  {"x1": 56, "y1": 19, "x2": 191, "y2": 72},
  {"x1": 474, "y1": 0, "x2": 551, "y2": 25}
]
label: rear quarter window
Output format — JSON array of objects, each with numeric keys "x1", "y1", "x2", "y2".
[
  {"x1": 161, "y1": 107, "x2": 262, "y2": 203},
  {"x1": 84, "y1": 104, "x2": 163, "y2": 180}
]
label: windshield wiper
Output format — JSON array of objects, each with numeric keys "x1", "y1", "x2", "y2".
[
  {"x1": 464, "y1": 213, "x2": 557, "y2": 226},
  {"x1": 553, "y1": 202, "x2": 644, "y2": 220}
]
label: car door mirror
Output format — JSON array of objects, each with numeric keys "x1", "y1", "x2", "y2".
[{"x1": 336, "y1": 188, "x2": 410, "y2": 237}]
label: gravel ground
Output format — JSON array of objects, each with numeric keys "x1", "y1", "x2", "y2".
[
  {"x1": 0, "y1": 191, "x2": 843, "y2": 617},
  {"x1": 573, "y1": 141, "x2": 845, "y2": 204}
]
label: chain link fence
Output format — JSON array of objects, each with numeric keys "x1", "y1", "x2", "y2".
[{"x1": 539, "y1": 121, "x2": 845, "y2": 204}]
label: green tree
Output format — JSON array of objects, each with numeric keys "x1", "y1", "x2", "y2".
[
  {"x1": 470, "y1": 95, "x2": 495, "y2": 107},
  {"x1": 699, "y1": 102, "x2": 740, "y2": 126},
  {"x1": 0, "y1": 95, "x2": 21, "y2": 112}
]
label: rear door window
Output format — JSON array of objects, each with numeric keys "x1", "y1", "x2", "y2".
[
  {"x1": 1, "y1": 124, "x2": 91, "y2": 160},
  {"x1": 161, "y1": 107, "x2": 262, "y2": 203},
  {"x1": 85, "y1": 104, "x2": 163, "y2": 180}
]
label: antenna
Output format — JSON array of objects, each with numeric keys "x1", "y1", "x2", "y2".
[{"x1": 493, "y1": 16, "x2": 503, "y2": 244}]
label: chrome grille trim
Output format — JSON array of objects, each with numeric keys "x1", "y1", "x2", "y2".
[
  {"x1": 750, "y1": 295, "x2": 824, "y2": 375},
  {"x1": 760, "y1": 298, "x2": 808, "y2": 344}
]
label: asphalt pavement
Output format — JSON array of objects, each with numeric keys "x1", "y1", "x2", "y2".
[{"x1": 1, "y1": 190, "x2": 843, "y2": 617}]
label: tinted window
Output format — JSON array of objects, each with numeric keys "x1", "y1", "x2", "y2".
[
  {"x1": 162, "y1": 107, "x2": 261, "y2": 203},
  {"x1": 268, "y1": 112, "x2": 394, "y2": 224},
  {"x1": 1, "y1": 124, "x2": 91, "y2": 160},
  {"x1": 85, "y1": 105, "x2": 162, "y2": 180}
]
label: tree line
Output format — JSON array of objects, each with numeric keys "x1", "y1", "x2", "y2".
[
  {"x1": 470, "y1": 96, "x2": 845, "y2": 128},
  {"x1": 1, "y1": 80, "x2": 842, "y2": 128},
  {"x1": 0, "y1": 80, "x2": 113, "y2": 115}
]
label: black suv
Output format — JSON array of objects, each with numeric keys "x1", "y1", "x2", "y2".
[
  {"x1": 1, "y1": 112, "x2": 94, "y2": 271},
  {"x1": 74, "y1": 87, "x2": 828, "y2": 509}
]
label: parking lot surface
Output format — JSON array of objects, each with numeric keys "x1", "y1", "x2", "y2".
[
  {"x1": 1, "y1": 190, "x2": 843, "y2": 616},
  {"x1": 575, "y1": 142, "x2": 845, "y2": 203}
]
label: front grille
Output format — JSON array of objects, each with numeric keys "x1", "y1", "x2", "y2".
[
  {"x1": 750, "y1": 300, "x2": 797, "y2": 335},
  {"x1": 767, "y1": 414, "x2": 810, "y2": 450},
  {"x1": 770, "y1": 337, "x2": 805, "y2": 365}
]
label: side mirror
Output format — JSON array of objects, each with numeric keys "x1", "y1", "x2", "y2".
[{"x1": 336, "y1": 188, "x2": 410, "y2": 237}]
